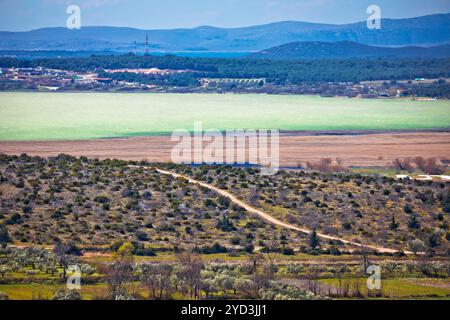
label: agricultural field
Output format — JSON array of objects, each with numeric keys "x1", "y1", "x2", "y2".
[{"x1": 0, "y1": 92, "x2": 449, "y2": 140}]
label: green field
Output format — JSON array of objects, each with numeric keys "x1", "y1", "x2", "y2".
[
  {"x1": 1, "y1": 277, "x2": 449, "y2": 300},
  {"x1": 0, "y1": 92, "x2": 449, "y2": 141},
  {"x1": 319, "y1": 278, "x2": 450, "y2": 299}
]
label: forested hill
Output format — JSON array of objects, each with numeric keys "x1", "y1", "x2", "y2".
[
  {"x1": 249, "y1": 42, "x2": 450, "y2": 60},
  {"x1": 1, "y1": 55, "x2": 450, "y2": 84}
]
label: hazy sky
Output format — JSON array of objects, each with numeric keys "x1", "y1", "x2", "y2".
[{"x1": 1, "y1": 0, "x2": 449, "y2": 31}]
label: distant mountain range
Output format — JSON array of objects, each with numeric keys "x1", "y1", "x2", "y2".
[
  {"x1": 249, "y1": 41, "x2": 450, "y2": 60},
  {"x1": 0, "y1": 50, "x2": 251, "y2": 59},
  {"x1": 0, "y1": 13, "x2": 449, "y2": 52}
]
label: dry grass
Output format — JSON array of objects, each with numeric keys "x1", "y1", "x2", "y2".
[{"x1": 0, "y1": 132, "x2": 449, "y2": 168}]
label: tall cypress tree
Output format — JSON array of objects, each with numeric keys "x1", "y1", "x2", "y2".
[
  {"x1": 0, "y1": 225, "x2": 11, "y2": 247},
  {"x1": 389, "y1": 214, "x2": 399, "y2": 230},
  {"x1": 309, "y1": 228, "x2": 320, "y2": 250}
]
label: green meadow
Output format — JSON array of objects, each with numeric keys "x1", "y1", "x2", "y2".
[
  {"x1": 1, "y1": 277, "x2": 448, "y2": 300},
  {"x1": 0, "y1": 92, "x2": 449, "y2": 141},
  {"x1": 319, "y1": 278, "x2": 450, "y2": 299}
]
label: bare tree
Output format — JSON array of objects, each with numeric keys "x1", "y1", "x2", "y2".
[
  {"x1": 175, "y1": 249, "x2": 204, "y2": 299},
  {"x1": 334, "y1": 264, "x2": 348, "y2": 297},
  {"x1": 305, "y1": 266, "x2": 320, "y2": 295},
  {"x1": 247, "y1": 253, "x2": 265, "y2": 274},
  {"x1": 422, "y1": 158, "x2": 445, "y2": 175},
  {"x1": 264, "y1": 239, "x2": 279, "y2": 279},
  {"x1": 359, "y1": 245, "x2": 370, "y2": 272},
  {"x1": 140, "y1": 264, "x2": 173, "y2": 300},
  {"x1": 106, "y1": 242, "x2": 134, "y2": 299},
  {"x1": 393, "y1": 158, "x2": 413, "y2": 172},
  {"x1": 307, "y1": 158, "x2": 346, "y2": 173},
  {"x1": 53, "y1": 242, "x2": 75, "y2": 281}
]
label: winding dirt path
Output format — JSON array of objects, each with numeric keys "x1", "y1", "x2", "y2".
[{"x1": 152, "y1": 167, "x2": 411, "y2": 255}]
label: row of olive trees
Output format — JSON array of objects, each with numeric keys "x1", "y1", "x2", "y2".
[
  {"x1": 0, "y1": 244, "x2": 95, "y2": 279},
  {"x1": 103, "y1": 243, "x2": 319, "y2": 300}
]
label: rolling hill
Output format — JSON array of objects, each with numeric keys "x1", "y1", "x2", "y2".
[
  {"x1": 0, "y1": 13, "x2": 449, "y2": 52},
  {"x1": 249, "y1": 41, "x2": 450, "y2": 60}
]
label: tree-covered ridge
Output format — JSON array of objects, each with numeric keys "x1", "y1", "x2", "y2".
[
  {"x1": 249, "y1": 41, "x2": 450, "y2": 60},
  {"x1": 1, "y1": 55, "x2": 450, "y2": 84}
]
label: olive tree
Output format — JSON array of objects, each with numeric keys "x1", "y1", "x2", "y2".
[{"x1": 106, "y1": 242, "x2": 134, "y2": 300}]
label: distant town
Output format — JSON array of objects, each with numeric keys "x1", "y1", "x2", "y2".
[{"x1": 0, "y1": 65, "x2": 448, "y2": 99}]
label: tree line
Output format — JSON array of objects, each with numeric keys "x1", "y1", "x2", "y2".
[{"x1": 2, "y1": 54, "x2": 450, "y2": 84}]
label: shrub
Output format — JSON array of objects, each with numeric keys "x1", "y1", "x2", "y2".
[
  {"x1": 342, "y1": 222, "x2": 352, "y2": 230},
  {"x1": 393, "y1": 158, "x2": 413, "y2": 172},
  {"x1": 259, "y1": 281, "x2": 320, "y2": 300},
  {"x1": 286, "y1": 264, "x2": 304, "y2": 275},
  {"x1": 198, "y1": 243, "x2": 228, "y2": 254},
  {"x1": 427, "y1": 231, "x2": 442, "y2": 248},
  {"x1": 204, "y1": 199, "x2": 216, "y2": 207},
  {"x1": 142, "y1": 191, "x2": 152, "y2": 200},
  {"x1": 80, "y1": 264, "x2": 96, "y2": 275},
  {"x1": 52, "y1": 289, "x2": 81, "y2": 300},
  {"x1": 329, "y1": 246, "x2": 342, "y2": 256},
  {"x1": 22, "y1": 206, "x2": 32, "y2": 214},
  {"x1": 404, "y1": 204, "x2": 413, "y2": 214},
  {"x1": 216, "y1": 216, "x2": 236, "y2": 232},
  {"x1": 112, "y1": 291, "x2": 135, "y2": 300},
  {"x1": 407, "y1": 239, "x2": 425, "y2": 254},
  {"x1": 442, "y1": 190, "x2": 450, "y2": 214},
  {"x1": 230, "y1": 237, "x2": 241, "y2": 245},
  {"x1": 306, "y1": 158, "x2": 346, "y2": 173},
  {"x1": 244, "y1": 244, "x2": 254, "y2": 253},
  {"x1": 414, "y1": 157, "x2": 445, "y2": 175},
  {"x1": 5, "y1": 213, "x2": 22, "y2": 225},
  {"x1": 408, "y1": 214, "x2": 421, "y2": 229},
  {"x1": 133, "y1": 247, "x2": 156, "y2": 256},
  {"x1": 122, "y1": 189, "x2": 138, "y2": 198},
  {"x1": 50, "y1": 210, "x2": 64, "y2": 220},
  {"x1": 281, "y1": 247, "x2": 295, "y2": 255},
  {"x1": 14, "y1": 179, "x2": 25, "y2": 188},
  {"x1": 135, "y1": 230, "x2": 149, "y2": 241},
  {"x1": 94, "y1": 195, "x2": 110, "y2": 204}
]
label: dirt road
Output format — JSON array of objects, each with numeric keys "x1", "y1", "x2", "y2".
[{"x1": 153, "y1": 167, "x2": 412, "y2": 254}]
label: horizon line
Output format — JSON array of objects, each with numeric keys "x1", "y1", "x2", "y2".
[{"x1": 1, "y1": 12, "x2": 449, "y2": 33}]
